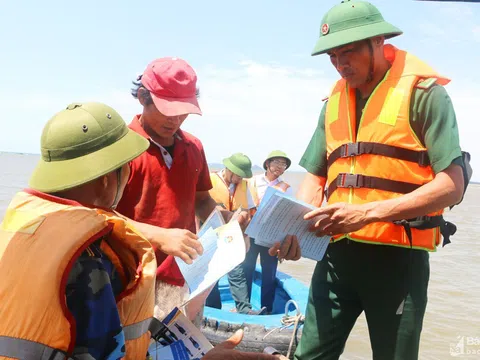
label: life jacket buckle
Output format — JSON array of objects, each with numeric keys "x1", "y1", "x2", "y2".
[
  {"x1": 340, "y1": 142, "x2": 360, "y2": 157},
  {"x1": 337, "y1": 173, "x2": 364, "y2": 188}
]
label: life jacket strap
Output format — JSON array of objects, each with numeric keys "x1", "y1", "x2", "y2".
[
  {"x1": 0, "y1": 336, "x2": 75, "y2": 360},
  {"x1": 326, "y1": 173, "x2": 422, "y2": 200},
  {"x1": 123, "y1": 317, "x2": 153, "y2": 341},
  {"x1": 395, "y1": 215, "x2": 457, "y2": 247},
  {"x1": 327, "y1": 142, "x2": 430, "y2": 169}
]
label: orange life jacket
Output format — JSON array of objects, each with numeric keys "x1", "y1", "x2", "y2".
[
  {"x1": 209, "y1": 172, "x2": 249, "y2": 211},
  {"x1": 0, "y1": 189, "x2": 156, "y2": 359},
  {"x1": 324, "y1": 44, "x2": 451, "y2": 251}
]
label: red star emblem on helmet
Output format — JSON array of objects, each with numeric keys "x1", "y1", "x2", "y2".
[{"x1": 321, "y1": 23, "x2": 329, "y2": 35}]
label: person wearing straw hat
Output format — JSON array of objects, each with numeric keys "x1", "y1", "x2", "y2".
[
  {"x1": 291, "y1": 1, "x2": 468, "y2": 359},
  {"x1": 243, "y1": 150, "x2": 297, "y2": 314},
  {"x1": 205, "y1": 153, "x2": 267, "y2": 315}
]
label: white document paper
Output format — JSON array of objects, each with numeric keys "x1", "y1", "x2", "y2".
[
  {"x1": 245, "y1": 187, "x2": 331, "y2": 261},
  {"x1": 175, "y1": 220, "x2": 246, "y2": 301},
  {"x1": 197, "y1": 207, "x2": 225, "y2": 237}
]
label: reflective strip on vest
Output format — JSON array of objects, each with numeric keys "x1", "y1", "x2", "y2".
[
  {"x1": 0, "y1": 336, "x2": 74, "y2": 360},
  {"x1": 123, "y1": 317, "x2": 153, "y2": 341}
]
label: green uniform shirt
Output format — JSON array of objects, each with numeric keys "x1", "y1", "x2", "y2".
[{"x1": 299, "y1": 84, "x2": 463, "y2": 177}]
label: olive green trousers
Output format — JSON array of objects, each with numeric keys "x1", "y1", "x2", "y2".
[{"x1": 294, "y1": 240, "x2": 430, "y2": 360}]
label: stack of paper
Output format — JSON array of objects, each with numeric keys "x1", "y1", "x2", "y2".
[
  {"x1": 175, "y1": 219, "x2": 246, "y2": 302},
  {"x1": 245, "y1": 187, "x2": 331, "y2": 261}
]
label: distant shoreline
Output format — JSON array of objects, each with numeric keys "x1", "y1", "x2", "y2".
[
  {"x1": 0, "y1": 151, "x2": 38, "y2": 156},
  {"x1": 2, "y1": 151, "x2": 478, "y2": 183}
]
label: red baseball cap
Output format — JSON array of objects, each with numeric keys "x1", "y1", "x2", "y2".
[{"x1": 141, "y1": 57, "x2": 202, "y2": 116}]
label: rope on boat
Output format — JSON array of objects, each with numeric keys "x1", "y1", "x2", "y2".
[{"x1": 262, "y1": 300, "x2": 305, "y2": 359}]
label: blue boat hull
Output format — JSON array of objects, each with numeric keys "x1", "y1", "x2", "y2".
[{"x1": 200, "y1": 265, "x2": 309, "y2": 358}]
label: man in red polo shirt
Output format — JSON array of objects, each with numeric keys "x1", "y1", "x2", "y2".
[
  {"x1": 116, "y1": 57, "x2": 225, "y2": 322},
  {"x1": 116, "y1": 57, "x2": 301, "y2": 324}
]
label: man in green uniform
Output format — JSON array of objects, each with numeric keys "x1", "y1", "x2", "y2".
[{"x1": 293, "y1": 1, "x2": 471, "y2": 359}]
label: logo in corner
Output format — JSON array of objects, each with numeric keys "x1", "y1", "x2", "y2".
[
  {"x1": 449, "y1": 336, "x2": 480, "y2": 356},
  {"x1": 321, "y1": 23, "x2": 330, "y2": 35},
  {"x1": 450, "y1": 336, "x2": 465, "y2": 357}
]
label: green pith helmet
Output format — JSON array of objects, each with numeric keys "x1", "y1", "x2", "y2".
[
  {"x1": 311, "y1": 0, "x2": 402, "y2": 56},
  {"x1": 222, "y1": 153, "x2": 253, "y2": 178},
  {"x1": 29, "y1": 102, "x2": 149, "y2": 193},
  {"x1": 263, "y1": 150, "x2": 291, "y2": 170}
]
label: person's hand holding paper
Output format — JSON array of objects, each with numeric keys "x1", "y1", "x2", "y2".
[
  {"x1": 218, "y1": 208, "x2": 251, "y2": 232},
  {"x1": 304, "y1": 202, "x2": 370, "y2": 237},
  {"x1": 268, "y1": 234, "x2": 301, "y2": 261},
  {"x1": 245, "y1": 187, "x2": 332, "y2": 262},
  {"x1": 236, "y1": 210, "x2": 251, "y2": 231},
  {"x1": 128, "y1": 220, "x2": 203, "y2": 265},
  {"x1": 176, "y1": 220, "x2": 246, "y2": 302}
]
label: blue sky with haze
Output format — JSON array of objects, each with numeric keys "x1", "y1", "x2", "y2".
[{"x1": 1, "y1": 0, "x2": 479, "y2": 180}]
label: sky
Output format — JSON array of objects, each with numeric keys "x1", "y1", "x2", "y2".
[{"x1": 0, "y1": 0, "x2": 479, "y2": 180}]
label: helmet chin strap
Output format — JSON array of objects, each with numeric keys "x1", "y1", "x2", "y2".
[
  {"x1": 365, "y1": 39, "x2": 375, "y2": 84},
  {"x1": 110, "y1": 167, "x2": 123, "y2": 210}
]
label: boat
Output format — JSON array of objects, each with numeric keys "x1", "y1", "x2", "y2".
[{"x1": 200, "y1": 265, "x2": 310, "y2": 359}]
